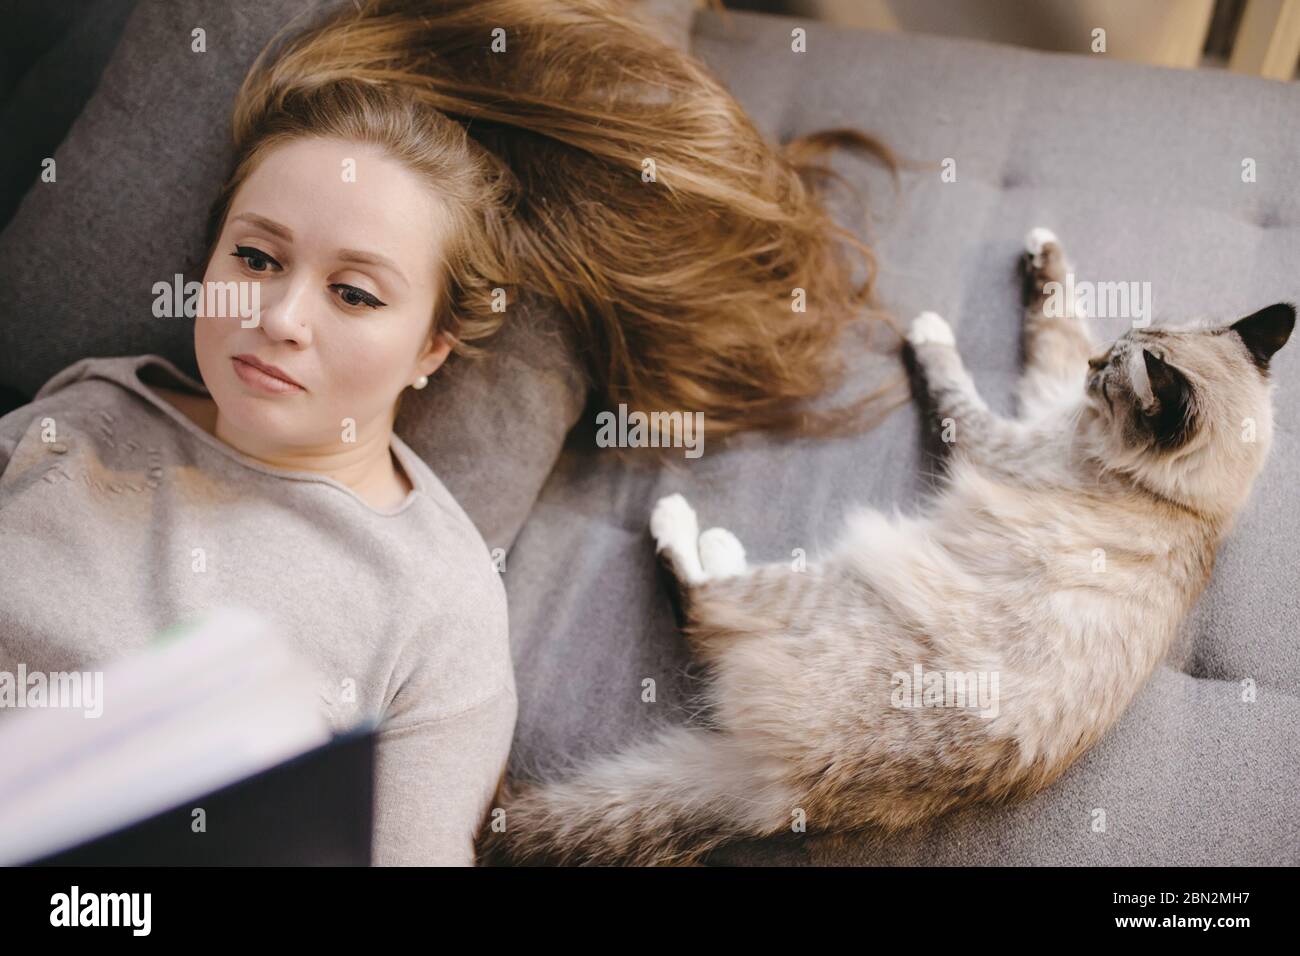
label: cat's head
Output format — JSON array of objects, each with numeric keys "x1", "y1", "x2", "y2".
[{"x1": 1084, "y1": 302, "x2": 1294, "y2": 517}]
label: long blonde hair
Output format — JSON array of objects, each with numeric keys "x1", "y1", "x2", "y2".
[{"x1": 204, "y1": 0, "x2": 904, "y2": 448}]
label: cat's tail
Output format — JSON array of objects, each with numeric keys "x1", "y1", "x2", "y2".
[{"x1": 477, "y1": 725, "x2": 794, "y2": 866}]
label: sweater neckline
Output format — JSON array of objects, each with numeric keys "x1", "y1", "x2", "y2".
[{"x1": 126, "y1": 355, "x2": 424, "y2": 518}]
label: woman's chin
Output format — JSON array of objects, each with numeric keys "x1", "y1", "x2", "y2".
[{"x1": 212, "y1": 392, "x2": 306, "y2": 442}]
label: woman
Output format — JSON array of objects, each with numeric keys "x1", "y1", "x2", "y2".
[{"x1": 0, "y1": 0, "x2": 897, "y2": 864}]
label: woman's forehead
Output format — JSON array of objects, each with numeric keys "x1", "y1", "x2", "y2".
[{"x1": 233, "y1": 137, "x2": 447, "y2": 280}]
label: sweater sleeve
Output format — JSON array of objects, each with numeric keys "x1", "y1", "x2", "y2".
[{"x1": 371, "y1": 682, "x2": 517, "y2": 866}]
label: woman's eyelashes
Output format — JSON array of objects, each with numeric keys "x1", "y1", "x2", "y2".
[
  {"x1": 330, "y1": 283, "x2": 387, "y2": 310},
  {"x1": 231, "y1": 244, "x2": 280, "y2": 273},
  {"x1": 229, "y1": 245, "x2": 387, "y2": 310}
]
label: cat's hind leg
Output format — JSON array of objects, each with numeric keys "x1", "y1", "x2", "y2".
[
  {"x1": 650, "y1": 493, "x2": 707, "y2": 586},
  {"x1": 698, "y1": 527, "x2": 748, "y2": 580},
  {"x1": 1018, "y1": 228, "x2": 1095, "y2": 414},
  {"x1": 650, "y1": 494, "x2": 759, "y2": 664},
  {"x1": 650, "y1": 493, "x2": 749, "y2": 586}
]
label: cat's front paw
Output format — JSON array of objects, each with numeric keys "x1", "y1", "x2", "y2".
[
  {"x1": 1022, "y1": 226, "x2": 1084, "y2": 318},
  {"x1": 1022, "y1": 226, "x2": 1070, "y2": 294},
  {"x1": 908, "y1": 311, "x2": 955, "y2": 348},
  {"x1": 1025, "y1": 227, "x2": 1059, "y2": 269}
]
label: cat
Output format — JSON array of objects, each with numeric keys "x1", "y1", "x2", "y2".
[{"x1": 480, "y1": 228, "x2": 1294, "y2": 866}]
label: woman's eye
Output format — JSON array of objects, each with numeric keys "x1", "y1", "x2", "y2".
[
  {"x1": 331, "y1": 284, "x2": 386, "y2": 310},
  {"x1": 230, "y1": 245, "x2": 280, "y2": 273}
]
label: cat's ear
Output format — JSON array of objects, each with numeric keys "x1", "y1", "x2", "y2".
[
  {"x1": 1230, "y1": 303, "x2": 1295, "y2": 373},
  {"x1": 1138, "y1": 349, "x2": 1195, "y2": 448}
]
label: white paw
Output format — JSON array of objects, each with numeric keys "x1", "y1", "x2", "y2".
[
  {"x1": 699, "y1": 527, "x2": 747, "y2": 579},
  {"x1": 1025, "y1": 227, "x2": 1058, "y2": 267},
  {"x1": 650, "y1": 493, "x2": 708, "y2": 584},
  {"x1": 650, "y1": 493, "x2": 698, "y2": 552},
  {"x1": 908, "y1": 311, "x2": 954, "y2": 348}
]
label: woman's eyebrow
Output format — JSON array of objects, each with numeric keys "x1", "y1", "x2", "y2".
[
  {"x1": 231, "y1": 212, "x2": 408, "y2": 288},
  {"x1": 232, "y1": 212, "x2": 293, "y2": 240},
  {"x1": 337, "y1": 249, "x2": 409, "y2": 288}
]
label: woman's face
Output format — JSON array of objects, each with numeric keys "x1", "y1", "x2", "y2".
[{"x1": 195, "y1": 136, "x2": 452, "y2": 453}]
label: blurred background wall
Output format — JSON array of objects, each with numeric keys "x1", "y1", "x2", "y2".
[{"x1": 716, "y1": 0, "x2": 1300, "y2": 79}]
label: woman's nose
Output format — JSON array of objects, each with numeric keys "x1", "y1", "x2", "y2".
[{"x1": 257, "y1": 278, "x2": 313, "y2": 345}]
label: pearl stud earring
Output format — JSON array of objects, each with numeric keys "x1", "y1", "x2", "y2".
[{"x1": 412, "y1": 375, "x2": 429, "y2": 390}]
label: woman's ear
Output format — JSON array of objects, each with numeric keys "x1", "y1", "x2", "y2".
[{"x1": 417, "y1": 331, "x2": 456, "y2": 381}]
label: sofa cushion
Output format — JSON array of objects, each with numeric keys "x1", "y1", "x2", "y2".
[{"x1": 0, "y1": 0, "x2": 136, "y2": 231}]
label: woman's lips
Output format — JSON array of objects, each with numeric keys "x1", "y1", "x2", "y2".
[{"x1": 232, "y1": 356, "x2": 305, "y2": 395}]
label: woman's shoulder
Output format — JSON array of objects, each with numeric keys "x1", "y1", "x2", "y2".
[
  {"x1": 396, "y1": 438, "x2": 498, "y2": 552},
  {"x1": 400, "y1": 481, "x2": 509, "y2": 652},
  {"x1": 29, "y1": 355, "x2": 134, "y2": 400}
]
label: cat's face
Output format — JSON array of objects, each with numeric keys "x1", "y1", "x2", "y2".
[{"x1": 1083, "y1": 303, "x2": 1294, "y2": 514}]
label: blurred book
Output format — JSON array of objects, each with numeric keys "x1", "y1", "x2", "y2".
[{"x1": 0, "y1": 605, "x2": 374, "y2": 865}]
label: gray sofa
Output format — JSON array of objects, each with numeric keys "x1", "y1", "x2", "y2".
[
  {"x1": 502, "y1": 9, "x2": 1300, "y2": 865},
  {"x1": 3, "y1": 3, "x2": 1297, "y2": 865}
]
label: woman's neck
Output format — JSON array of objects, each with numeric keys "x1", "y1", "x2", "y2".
[
  {"x1": 151, "y1": 386, "x2": 411, "y2": 509},
  {"x1": 215, "y1": 413, "x2": 410, "y2": 508}
]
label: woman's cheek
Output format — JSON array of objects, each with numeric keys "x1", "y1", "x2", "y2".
[
  {"x1": 336, "y1": 330, "x2": 408, "y2": 400},
  {"x1": 334, "y1": 364, "x2": 389, "y2": 421}
]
